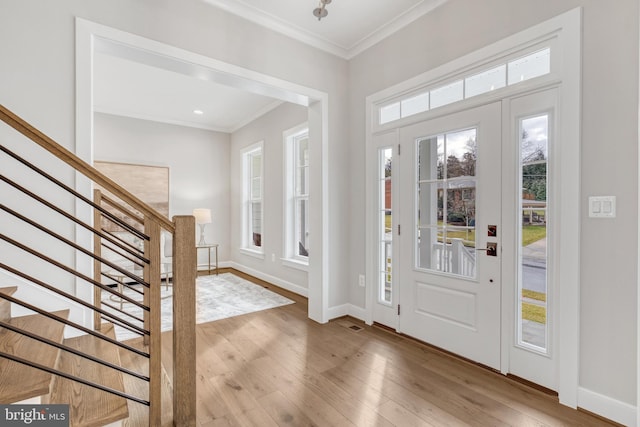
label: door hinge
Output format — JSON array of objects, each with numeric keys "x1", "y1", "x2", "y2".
[
  {"x1": 397, "y1": 224, "x2": 401, "y2": 235},
  {"x1": 398, "y1": 143, "x2": 401, "y2": 155},
  {"x1": 397, "y1": 304, "x2": 401, "y2": 315}
]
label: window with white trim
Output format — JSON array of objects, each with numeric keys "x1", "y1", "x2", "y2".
[
  {"x1": 284, "y1": 124, "x2": 309, "y2": 265},
  {"x1": 242, "y1": 142, "x2": 263, "y2": 253},
  {"x1": 378, "y1": 47, "x2": 551, "y2": 125}
]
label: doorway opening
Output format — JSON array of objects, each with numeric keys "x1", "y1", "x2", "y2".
[{"x1": 75, "y1": 18, "x2": 330, "y2": 323}]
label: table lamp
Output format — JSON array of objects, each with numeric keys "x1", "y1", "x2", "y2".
[{"x1": 193, "y1": 208, "x2": 212, "y2": 246}]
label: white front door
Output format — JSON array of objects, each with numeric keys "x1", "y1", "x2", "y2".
[{"x1": 397, "y1": 102, "x2": 502, "y2": 369}]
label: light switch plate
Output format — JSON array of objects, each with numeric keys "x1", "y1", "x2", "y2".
[{"x1": 588, "y1": 196, "x2": 616, "y2": 218}]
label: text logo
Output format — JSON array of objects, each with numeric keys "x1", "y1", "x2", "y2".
[{"x1": 0, "y1": 405, "x2": 69, "y2": 426}]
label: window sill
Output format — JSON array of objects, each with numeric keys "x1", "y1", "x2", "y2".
[
  {"x1": 240, "y1": 248, "x2": 265, "y2": 259},
  {"x1": 281, "y1": 258, "x2": 309, "y2": 272}
]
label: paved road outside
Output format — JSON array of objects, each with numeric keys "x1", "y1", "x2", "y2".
[
  {"x1": 522, "y1": 238, "x2": 546, "y2": 293},
  {"x1": 521, "y1": 237, "x2": 547, "y2": 348}
]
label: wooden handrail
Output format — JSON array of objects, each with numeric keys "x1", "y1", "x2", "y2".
[
  {"x1": 0, "y1": 105, "x2": 174, "y2": 232},
  {"x1": 0, "y1": 104, "x2": 198, "y2": 423},
  {"x1": 99, "y1": 192, "x2": 146, "y2": 226}
]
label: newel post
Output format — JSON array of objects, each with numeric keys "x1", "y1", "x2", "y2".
[
  {"x1": 93, "y1": 189, "x2": 103, "y2": 331},
  {"x1": 145, "y1": 218, "x2": 162, "y2": 426},
  {"x1": 172, "y1": 215, "x2": 197, "y2": 426}
]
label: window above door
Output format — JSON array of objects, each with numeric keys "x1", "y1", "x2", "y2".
[{"x1": 375, "y1": 45, "x2": 553, "y2": 129}]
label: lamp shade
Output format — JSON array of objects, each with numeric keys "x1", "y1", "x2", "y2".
[{"x1": 193, "y1": 208, "x2": 212, "y2": 224}]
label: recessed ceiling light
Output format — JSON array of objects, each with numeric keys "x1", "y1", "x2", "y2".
[{"x1": 193, "y1": 109, "x2": 204, "y2": 115}]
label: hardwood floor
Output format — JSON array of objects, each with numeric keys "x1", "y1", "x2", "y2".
[{"x1": 132, "y1": 270, "x2": 620, "y2": 426}]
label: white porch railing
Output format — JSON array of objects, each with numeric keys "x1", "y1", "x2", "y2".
[{"x1": 433, "y1": 238, "x2": 476, "y2": 277}]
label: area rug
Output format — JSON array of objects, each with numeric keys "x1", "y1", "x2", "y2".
[{"x1": 101, "y1": 272, "x2": 294, "y2": 341}]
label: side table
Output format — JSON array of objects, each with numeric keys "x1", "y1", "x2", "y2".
[{"x1": 196, "y1": 244, "x2": 219, "y2": 275}]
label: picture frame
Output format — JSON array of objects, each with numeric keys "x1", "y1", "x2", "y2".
[{"x1": 94, "y1": 161, "x2": 169, "y2": 232}]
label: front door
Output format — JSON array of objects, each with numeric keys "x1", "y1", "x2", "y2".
[{"x1": 397, "y1": 102, "x2": 502, "y2": 369}]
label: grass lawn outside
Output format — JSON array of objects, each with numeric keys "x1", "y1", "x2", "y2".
[
  {"x1": 522, "y1": 289, "x2": 546, "y2": 302},
  {"x1": 522, "y1": 289, "x2": 546, "y2": 324},
  {"x1": 522, "y1": 302, "x2": 546, "y2": 324},
  {"x1": 522, "y1": 225, "x2": 546, "y2": 246},
  {"x1": 385, "y1": 215, "x2": 546, "y2": 248}
]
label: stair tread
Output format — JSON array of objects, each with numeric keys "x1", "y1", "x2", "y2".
[
  {"x1": 0, "y1": 310, "x2": 69, "y2": 403},
  {"x1": 0, "y1": 286, "x2": 18, "y2": 296},
  {"x1": 49, "y1": 323, "x2": 129, "y2": 427},
  {"x1": 0, "y1": 286, "x2": 18, "y2": 321}
]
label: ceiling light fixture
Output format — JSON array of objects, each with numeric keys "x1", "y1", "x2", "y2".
[
  {"x1": 313, "y1": 0, "x2": 332, "y2": 21},
  {"x1": 193, "y1": 109, "x2": 204, "y2": 115}
]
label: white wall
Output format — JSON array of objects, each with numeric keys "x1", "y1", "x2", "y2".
[
  {"x1": 348, "y1": 0, "x2": 638, "y2": 409},
  {"x1": 1, "y1": 0, "x2": 638, "y2": 420},
  {"x1": 93, "y1": 113, "x2": 231, "y2": 266},
  {"x1": 0, "y1": 0, "x2": 350, "y2": 308},
  {"x1": 230, "y1": 103, "x2": 309, "y2": 293}
]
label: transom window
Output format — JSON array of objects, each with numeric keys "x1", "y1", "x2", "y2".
[{"x1": 379, "y1": 47, "x2": 551, "y2": 125}]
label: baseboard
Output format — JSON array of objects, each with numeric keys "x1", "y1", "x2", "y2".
[
  {"x1": 228, "y1": 262, "x2": 308, "y2": 297},
  {"x1": 347, "y1": 304, "x2": 367, "y2": 321},
  {"x1": 197, "y1": 260, "x2": 230, "y2": 273},
  {"x1": 326, "y1": 304, "x2": 349, "y2": 319},
  {"x1": 578, "y1": 387, "x2": 636, "y2": 427},
  {"x1": 327, "y1": 303, "x2": 367, "y2": 322}
]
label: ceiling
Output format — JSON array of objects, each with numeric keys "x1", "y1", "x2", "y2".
[
  {"x1": 94, "y1": 52, "x2": 284, "y2": 133},
  {"x1": 94, "y1": 0, "x2": 447, "y2": 132},
  {"x1": 203, "y1": 0, "x2": 448, "y2": 59}
]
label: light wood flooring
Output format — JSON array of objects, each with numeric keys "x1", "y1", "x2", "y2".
[{"x1": 125, "y1": 270, "x2": 619, "y2": 426}]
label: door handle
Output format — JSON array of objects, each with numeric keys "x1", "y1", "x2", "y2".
[{"x1": 476, "y1": 242, "x2": 497, "y2": 256}]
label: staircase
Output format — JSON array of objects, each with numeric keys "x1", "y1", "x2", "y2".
[
  {"x1": 0, "y1": 105, "x2": 197, "y2": 426},
  {"x1": 48, "y1": 323, "x2": 129, "y2": 426},
  {"x1": 0, "y1": 286, "x2": 69, "y2": 404}
]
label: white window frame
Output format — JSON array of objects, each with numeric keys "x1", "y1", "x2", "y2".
[
  {"x1": 374, "y1": 42, "x2": 555, "y2": 131},
  {"x1": 241, "y1": 141, "x2": 264, "y2": 257},
  {"x1": 283, "y1": 123, "x2": 310, "y2": 270},
  {"x1": 365, "y1": 8, "x2": 580, "y2": 408}
]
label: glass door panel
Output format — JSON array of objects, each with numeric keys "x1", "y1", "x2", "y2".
[
  {"x1": 378, "y1": 147, "x2": 393, "y2": 304},
  {"x1": 416, "y1": 129, "x2": 477, "y2": 279},
  {"x1": 518, "y1": 114, "x2": 549, "y2": 351}
]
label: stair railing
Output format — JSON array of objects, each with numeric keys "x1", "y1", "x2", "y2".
[{"x1": 0, "y1": 105, "x2": 196, "y2": 425}]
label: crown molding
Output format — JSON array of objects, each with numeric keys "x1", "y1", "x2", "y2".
[
  {"x1": 202, "y1": 0, "x2": 349, "y2": 58},
  {"x1": 203, "y1": 0, "x2": 448, "y2": 60},
  {"x1": 348, "y1": 0, "x2": 448, "y2": 59}
]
